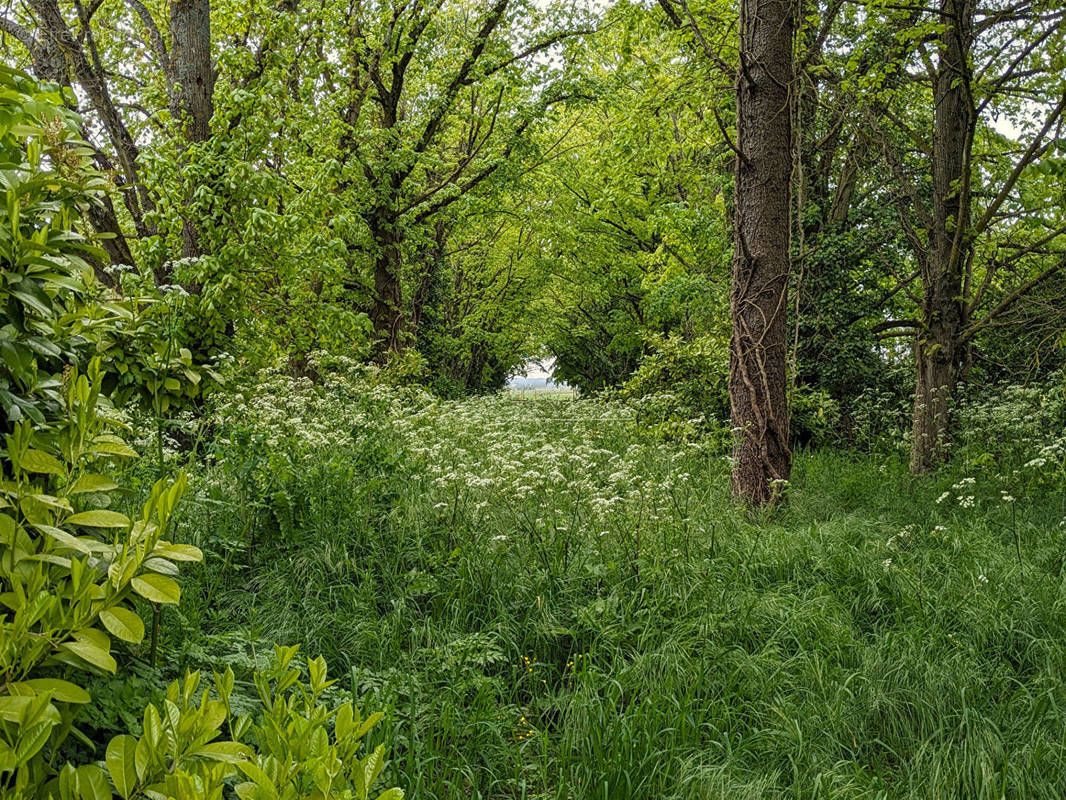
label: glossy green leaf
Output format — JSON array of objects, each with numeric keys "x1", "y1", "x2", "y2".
[
  {"x1": 65, "y1": 510, "x2": 131, "y2": 528},
  {"x1": 106, "y1": 735, "x2": 138, "y2": 799},
  {"x1": 131, "y1": 572, "x2": 181, "y2": 604},
  {"x1": 99, "y1": 606, "x2": 146, "y2": 643}
]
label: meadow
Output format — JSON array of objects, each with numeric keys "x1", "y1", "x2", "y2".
[
  {"x1": 116, "y1": 366, "x2": 1066, "y2": 800},
  {"x1": 3, "y1": 2, "x2": 1065, "y2": 794}
]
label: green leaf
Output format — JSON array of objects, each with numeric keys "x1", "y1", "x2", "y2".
[
  {"x1": 20, "y1": 678, "x2": 91, "y2": 704},
  {"x1": 76, "y1": 764, "x2": 112, "y2": 800},
  {"x1": 142, "y1": 557, "x2": 179, "y2": 576},
  {"x1": 131, "y1": 573, "x2": 181, "y2": 604},
  {"x1": 67, "y1": 473, "x2": 119, "y2": 494},
  {"x1": 90, "y1": 441, "x2": 139, "y2": 459},
  {"x1": 16, "y1": 722, "x2": 53, "y2": 762},
  {"x1": 66, "y1": 510, "x2": 130, "y2": 528},
  {"x1": 35, "y1": 524, "x2": 102, "y2": 553},
  {"x1": 375, "y1": 790, "x2": 405, "y2": 800},
  {"x1": 0, "y1": 695, "x2": 61, "y2": 724},
  {"x1": 192, "y1": 741, "x2": 253, "y2": 763},
  {"x1": 106, "y1": 735, "x2": 139, "y2": 799},
  {"x1": 0, "y1": 513, "x2": 16, "y2": 546},
  {"x1": 99, "y1": 607, "x2": 145, "y2": 644},
  {"x1": 60, "y1": 638, "x2": 117, "y2": 673},
  {"x1": 363, "y1": 744, "x2": 386, "y2": 791},
  {"x1": 355, "y1": 711, "x2": 384, "y2": 739},
  {"x1": 236, "y1": 761, "x2": 278, "y2": 798},
  {"x1": 21, "y1": 448, "x2": 66, "y2": 475},
  {"x1": 152, "y1": 542, "x2": 203, "y2": 562}
]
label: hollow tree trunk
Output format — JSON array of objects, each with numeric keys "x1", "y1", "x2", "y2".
[
  {"x1": 729, "y1": 0, "x2": 795, "y2": 505},
  {"x1": 909, "y1": 0, "x2": 974, "y2": 473}
]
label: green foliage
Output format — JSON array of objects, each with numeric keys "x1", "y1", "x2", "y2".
[
  {"x1": 0, "y1": 360, "x2": 197, "y2": 799},
  {"x1": 95, "y1": 295, "x2": 224, "y2": 415},
  {"x1": 168, "y1": 382, "x2": 1066, "y2": 799},
  {"x1": 616, "y1": 334, "x2": 729, "y2": 442},
  {"x1": 0, "y1": 358, "x2": 403, "y2": 800},
  {"x1": 0, "y1": 66, "x2": 107, "y2": 429},
  {"x1": 954, "y1": 371, "x2": 1066, "y2": 471},
  {"x1": 790, "y1": 385, "x2": 843, "y2": 448},
  {"x1": 91, "y1": 648, "x2": 398, "y2": 800},
  {"x1": 0, "y1": 66, "x2": 220, "y2": 425},
  {"x1": 528, "y1": 5, "x2": 734, "y2": 393}
]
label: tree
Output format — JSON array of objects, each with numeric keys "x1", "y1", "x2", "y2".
[
  {"x1": 170, "y1": 0, "x2": 216, "y2": 261},
  {"x1": 529, "y1": 2, "x2": 732, "y2": 393},
  {"x1": 327, "y1": 0, "x2": 590, "y2": 355},
  {"x1": 861, "y1": 0, "x2": 1066, "y2": 471},
  {"x1": 728, "y1": 0, "x2": 795, "y2": 504}
]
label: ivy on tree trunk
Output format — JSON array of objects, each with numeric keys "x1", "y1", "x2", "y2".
[{"x1": 729, "y1": 0, "x2": 795, "y2": 505}]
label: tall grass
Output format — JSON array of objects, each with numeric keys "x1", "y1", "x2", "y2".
[{"x1": 154, "y1": 386, "x2": 1066, "y2": 799}]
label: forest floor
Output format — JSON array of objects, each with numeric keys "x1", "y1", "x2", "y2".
[{"x1": 127, "y1": 392, "x2": 1066, "y2": 800}]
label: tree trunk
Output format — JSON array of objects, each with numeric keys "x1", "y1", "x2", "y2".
[
  {"x1": 27, "y1": 0, "x2": 156, "y2": 237},
  {"x1": 909, "y1": 0, "x2": 974, "y2": 473},
  {"x1": 170, "y1": 0, "x2": 213, "y2": 143},
  {"x1": 170, "y1": 0, "x2": 214, "y2": 261},
  {"x1": 729, "y1": 0, "x2": 795, "y2": 505},
  {"x1": 369, "y1": 211, "x2": 406, "y2": 355},
  {"x1": 910, "y1": 317, "x2": 957, "y2": 472}
]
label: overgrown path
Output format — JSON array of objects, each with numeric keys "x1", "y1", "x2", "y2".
[{"x1": 167, "y1": 387, "x2": 1066, "y2": 799}]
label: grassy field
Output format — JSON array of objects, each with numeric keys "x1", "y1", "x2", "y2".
[{"x1": 140, "y1": 387, "x2": 1066, "y2": 800}]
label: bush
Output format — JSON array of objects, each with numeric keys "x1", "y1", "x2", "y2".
[
  {"x1": 0, "y1": 65, "x2": 107, "y2": 430},
  {"x1": 0, "y1": 69, "x2": 402, "y2": 799},
  {"x1": 616, "y1": 336, "x2": 844, "y2": 449},
  {"x1": 616, "y1": 334, "x2": 730, "y2": 442},
  {"x1": 0, "y1": 361, "x2": 402, "y2": 800},
  {"x1": 0, "y1": 361, "x2": 197, "y2": 797},
  {"x1": 0, "y1": 65, "x2": 222, "y2": 430},
  {"x1": 790, "y1": 385, "x2": 843, "y2": 449}
]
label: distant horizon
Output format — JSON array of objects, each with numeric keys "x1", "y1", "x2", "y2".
[{"x1": 508, "y1": 356, "x2": 562, "y2": 388}]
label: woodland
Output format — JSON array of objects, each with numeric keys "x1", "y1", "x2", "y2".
[{"x1": 1, "y1": 0, "x2": 1066, "y2": 797}]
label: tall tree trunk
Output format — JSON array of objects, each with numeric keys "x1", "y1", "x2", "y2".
[
  {"x1": 369, "y1": 210, "x2": 405, "y2": 355},
  {"x1": 170, "y1": 0, "x2": 214, "y2": 262},
  {"x1": 909, "y1": 0, "x2": 974, "y2": 473},
  {"x1": 729, "y1": 0, "x2": 795, "y2": 505}
]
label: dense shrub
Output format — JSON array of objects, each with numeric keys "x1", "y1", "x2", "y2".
[
  {"x1": 615, "y1": 334, "x2": 730, "y2": 442},
  {"x1": 0, "y1": 360, "x2": 402, "y2": 800},
  {"x1": 0, "y1": 71, "x2": 402, "y2": 799},
  {"x1": 790, "y1": 385, "x2": 843, "y2": 448},
  {"x1": 0, "y1": 66, "x2": 107, "y2": 430}
]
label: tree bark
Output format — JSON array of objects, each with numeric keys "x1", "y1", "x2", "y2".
[
  {"x1": 170, "y1": 0, "x2": 214, "y2": 262},
  {"x1": 909, "y1": 0, "x2": 974, "y2": 473},
  {"x1": 26, "y1": 0, "x2": 156, "y2": 237},
  {"x1": 170, "y1": 0, "x2": 213, "y2": 143},
  {"x1": 368, "y1": 209, "x2": 405, "y2": 355},
  {"x1": 729, "y1": 0, "x2": 795, "y2": 505}
]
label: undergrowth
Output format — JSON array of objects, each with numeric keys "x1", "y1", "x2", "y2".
[{"x1": 134, "y1": 366, "x2": 1066, "y2": 800}]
